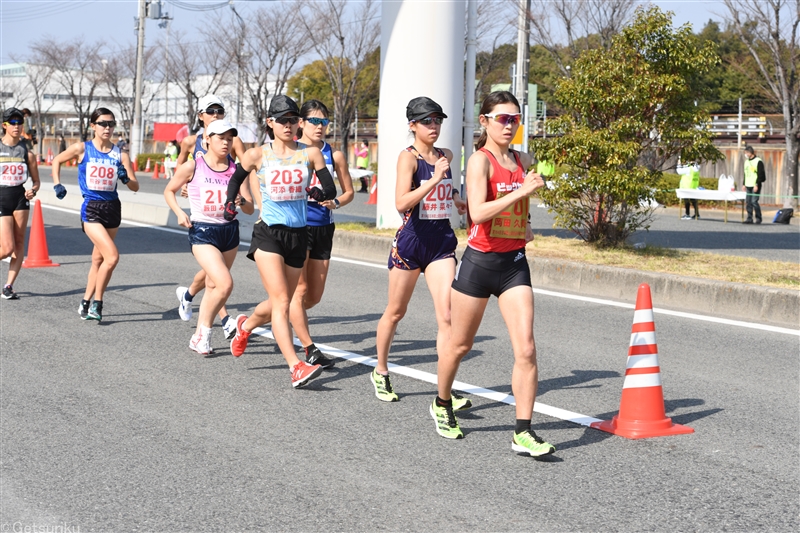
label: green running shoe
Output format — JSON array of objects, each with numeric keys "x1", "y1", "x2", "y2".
[
  {"x1": 370, "y1": 370, "x2": 399, "y2": 402},
  {"x1": 451, "y1": 390, "x2": 472, "y2": 411},
  {"x1": 430, "y1": 400, "x2": 463, "y2": 439},
  {"x1": 512, "y1": 430, "x2": 555, "y2": 457}
]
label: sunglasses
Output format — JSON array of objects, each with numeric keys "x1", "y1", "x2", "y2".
[
  {"x1": 415, "y1": 117, "x2": 444, "y2": 126},
  {"x1": 484, "y1": 113, "x2": 521, "y2": 126},
  {"x1": 5, "y1": 119, "x2": 24, "y2": 126},
  {"x1": 94, "y1": 120, "x2": 117, "y2": 128},
  {"x1": 304, "y1": 117, "x2": 330, "y2": 127},
  {"x1": 204, "y1": 108, "x2": 225, "y2": 116},
  {"x1": 273, "y1": 116, "x2": 301, "y2": 125}
]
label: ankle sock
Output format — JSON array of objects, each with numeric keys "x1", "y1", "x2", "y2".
[
  {"x1": 221, "y1": 315, "x2": 230, "y2": 326},
  {"x1": 515, "y1": 419, "x2": 531, "y2": 434},
  {"x1": 184, "y1": 290, "x2": 193, "y2": 302},
  {"x1": 81, "y1": 299, "x2": 90, "y2": 309},
  {"x1": 304, "y1": 343, "x2": 317, "y2": 355},
  {"x1": 435, "y1": 396, "x2": 453, "y2": 408}
]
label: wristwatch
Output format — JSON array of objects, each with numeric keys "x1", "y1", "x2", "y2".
[{"x1": 333, "y1": 198, "x2": 340, "y2": 209}]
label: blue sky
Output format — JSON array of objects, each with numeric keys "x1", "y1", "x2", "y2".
[{"x1": 0, "y1": 0, "x2": 728, "y2": 65}]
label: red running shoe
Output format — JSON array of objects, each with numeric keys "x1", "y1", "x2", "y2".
[
  {"x1": 291, "y1": 361, "x2": 323, "y2": 388},
  {"x1": 230, "y1": 314, "x2": 251, "y2": 357}
]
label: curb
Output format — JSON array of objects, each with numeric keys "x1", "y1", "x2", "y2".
[{"x1": 37, "y1": 194, "x2": 799, "y2": 329}]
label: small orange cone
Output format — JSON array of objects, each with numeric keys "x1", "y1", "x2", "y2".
[
  {"x1": 22, "y1": 200, "x2": 59, "y2": 268},
  {"x1": 152, "y1": 162, "x2": 160, "y2": 179},
  {"x1": 132, "y1": 160, "x2": 138, "y2": 172},
  {"x1": 367, "y1": 174, "x2": 378, "y2": 205},
  {"x1": 45, "y1": 148, "x2": 53, "y2": 165},
  {"x1": 145, "y1": 158, "x2": 151, "y2": 172},
  {"x1": 591, "y1": 283, "x2": 693, "y2": 439}
]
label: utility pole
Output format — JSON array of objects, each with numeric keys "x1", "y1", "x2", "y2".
[
  {"x1": 230, "y1": 1, "x2": 245, "y2": 127},
  {"x1": 131, "y1": 0, "x2": 147, "y2": 163},
  {"x1": 514, "y1": 0, "x2": 531, "y2": 152}
]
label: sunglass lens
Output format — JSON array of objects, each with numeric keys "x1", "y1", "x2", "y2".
[
  {"x1": 7, "y1": 119, "x2": 23, "y2": 125},
  {"x1": 96, "y1": 121, "x2": 116, "y2": 128},
  {"x1": 206, "y1": 108, "x2": 225, "y2": 116},
  {"x1": 306, "y1": 117, "x2": 329, "y2": 126}
]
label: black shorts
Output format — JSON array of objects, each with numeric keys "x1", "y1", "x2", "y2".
[
  {"x1": 452, "y1": 246, "x2": 531, "y2": 299},
  {"x1": 247, "y1": 220, "x2": 307, "y2": 269},
  {"x1": 0, "y1": 185, "x2": 29, "y2": 216},
  {"x1": 81, "y1": 199, "x2": 121, "y2": 230},
  {"x1": 188, "y1": 220, "x2": 240, "y2": 253},
  {"x1": 307, "y1": 223, "x2": 335, "y2": 261}
]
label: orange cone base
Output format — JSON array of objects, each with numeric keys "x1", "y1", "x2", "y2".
[
  {"x1": 591, "y1": 416, "x2": 694, "y2": 439},
  {"x1": 22, "y1": 257, "x2": 60, "y2": 268}
]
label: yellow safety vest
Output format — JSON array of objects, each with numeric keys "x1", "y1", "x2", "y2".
[
  {"x1": 743, "y1": 156, "x2": 761, "y2": 187},
  {"x1": 679, "y1": 167, "x2": 699, "y2": 189}
]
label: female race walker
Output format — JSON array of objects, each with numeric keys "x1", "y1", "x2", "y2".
[
  {"x1": 0, "y1": 107, "x2": 41, "y2": 299},
  {"x1": 164, "y1": 121, "x2": 254, "y2": 355},
  {"x1": 223, "y1": 95, "x2": 337, "y2": 388},
  {"x1": 288, "y1": 99, "x2": 354, "y2": 368},
  {"x1": 371, "y1": 97, "x2": 467, "y2": 403},
  {"x1": 52, "y1": 107, "x2": 139, "y2": 321},
  {"x1": 174, "y1": 95, "x2": 248, "y2": 340},
  {"x1": 432, "y1": 91, "x2": 555, "y2": 457}
]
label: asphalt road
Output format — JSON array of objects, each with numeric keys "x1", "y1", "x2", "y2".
[
  {"x1": 45, "y1": 167, "x2": 800, "y2": 263},
  {"x1": 1, "y1": 207, "x2": 798, "y2": 531}
]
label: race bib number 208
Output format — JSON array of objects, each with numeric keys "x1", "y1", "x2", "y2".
[{"x1": 86, "y1": 162, "x2": 117, "y2": 191}]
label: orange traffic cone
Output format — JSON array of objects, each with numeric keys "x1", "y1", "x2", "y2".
[
  {"x1": 590, "y1": 283, "x2": 693, "y2": 439},
  {"x1": 22, "y1": 200, "x2": 60, "y2": 268},
  {"x1": 132, "y1": 160, "x2": 138, "y2": 172},
  {"x1": 45, "y1": 148, "x2": 53, "y2": 165},
  {"x1": 152, "y1": 162, "x2": 160, "y2": 179},
  {"x1": 367, "y1": 174, "x2": 378, "y2": 205},
  {"x1": 145, "y1": 158, "x2": 151, "y2": 172}
]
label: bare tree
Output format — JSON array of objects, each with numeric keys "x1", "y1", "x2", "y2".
[
  {"x1": 102, "y1": 44, "x2": 158, "y2": 139},
  {"x1": 473, "y1": 0, "x2": 517, "y2": 100},
  {"x1": 9, "y1": 53, "x2": 55, "y2": 159},
  {"x1": 31, "y1": 37, "x2": 104, "y2": 141},
  {"x1": 524, "y1": 0, "x2": 636, "y2": 75},
  {"x1": 205, "y1": 6, "x2": 312, "y2": 143},
  {"x1": 167, "y1": 31, "x2": 231, "y2": 132},
  {"x1": 722, "y1": 0, "x2": 799, "y2": 208},
  {"x1": 300, "y1": 0, "x2": 380, "y2": 155}
]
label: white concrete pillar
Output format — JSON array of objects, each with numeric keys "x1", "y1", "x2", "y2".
[{"x1": 377, "y1": 0, "x2": 466, "y2": 228}]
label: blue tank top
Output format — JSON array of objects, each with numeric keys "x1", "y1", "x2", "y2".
[
  {"x1": 306, "y1": 142, "x2": 335, "y2": 226},
  {"x1": 398, "y1": 146, "x2": 453, "y2": 235},
  {"x1": 255, "y1": 142, "x2": 312, "y2": 228},
  {"x1": 78, "y1": 141, "x2": 122, "y2": 201},
  {"x1": 193, "y1": 133, "x2": 206, "y2": 160}
]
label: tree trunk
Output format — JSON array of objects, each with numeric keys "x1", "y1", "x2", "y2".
[{"x1": 785, "y1": 132, "x2": 799, "y2": 209}]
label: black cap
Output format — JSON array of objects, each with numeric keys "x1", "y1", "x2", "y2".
[
  {"x1": 2, "y1": 107, "x2": 24, "y2": 122},
  {"x1": 269, "y1": 95, "x2": 300, "y2": 119},
  {"x1": 406, "y1": 97, "x2": 447, "y2": 122}
]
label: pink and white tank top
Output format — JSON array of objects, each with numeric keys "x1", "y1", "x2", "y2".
[{"x1": 187, "y1": 155, "x2": 235, "y2": 224}]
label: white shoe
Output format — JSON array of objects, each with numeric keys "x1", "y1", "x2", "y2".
[
  {"x1": 176, "y1": 286, "x2": 192, "y2": 321},
  {"x1": 189, "y1": 327, "x2": 213, "y2": 355},
  {"x1": 222, "y1": 317, "x2": 236, "y2": 340}
]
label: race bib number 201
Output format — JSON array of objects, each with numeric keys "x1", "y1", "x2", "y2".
[
  {"x1": 86, "y1": 162, "x2": 117, "y2": 191},
  {"x1": 265, "y1": 164, "x2": 308, "y2": 202},
  {"x1": 0, "y1": 162, "x2": 27, "y2": 187}
]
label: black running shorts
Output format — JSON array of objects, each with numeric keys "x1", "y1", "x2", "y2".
[
  {"x1": 81, "y1": 199, "x2": 121, "y2": 230},
  {"x1": 307, "y1": 223, "x2": 335, "y2": 261},
  {"x1": 247, "y1": 219, "x2": 308, "y2": 268},
  {"x1": 452, "y1": 246, "x2": 531, "y2": 299},
  {"x1": 0, "y1": 185, "x2": 29, "y2": 216}
]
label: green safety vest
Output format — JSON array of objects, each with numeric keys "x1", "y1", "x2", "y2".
[
  {"x1": 743, "y1": 156, "x2": 762, "y2": 187},
  {"x1": 536, "y1": 160, "x2": 555, "y2": 177},
  {"x1": 679, "y1": 167, "x2": 700, "y2": 189}
]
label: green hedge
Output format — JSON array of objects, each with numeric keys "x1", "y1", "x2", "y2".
[
  {"x1": 654, "y1": 173, "x2": 727, "y2": 207},
  {"x1": 136, "y1": 153, "x2": 167, "y2": 169}
]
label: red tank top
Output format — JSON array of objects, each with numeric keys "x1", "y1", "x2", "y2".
[{"x1": 467, "y1": 148, "x2": 528, "y2": 253}]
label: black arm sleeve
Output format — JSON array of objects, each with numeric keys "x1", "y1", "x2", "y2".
[
  {"x1": 757, "y1": 161, "x2": 766, "y2": 184},
  {"x1": 225, "y1": 164, "x2": 250, "y2": 204},
  {"x1": 314, "y1": 165, "x2": 337, "y2": 201}
]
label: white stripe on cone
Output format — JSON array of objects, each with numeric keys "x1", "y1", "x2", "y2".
[
  {"x1": 626, "y1": 352, "x2": 660, "y2": 369},
  {"x1": 622, "y1": 373, "x2": 662, "y2": 389},
  {"x1": 633, "y1": 309, "x2": 655, "y2": 323}
]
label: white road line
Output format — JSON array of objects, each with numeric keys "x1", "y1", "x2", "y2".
[{"x1": 252, "y1": 326, "x2": 603, "y2": 428}]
